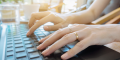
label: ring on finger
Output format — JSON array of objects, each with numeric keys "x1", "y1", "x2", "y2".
[{"x1": 73, "y1": 32, "x2": 79, "y2": 40}]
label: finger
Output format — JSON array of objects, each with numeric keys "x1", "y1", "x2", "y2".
[
  {"x1": 41, "y1": 27, "x2": 91, "y2": 56},
  {"x1": 61, "y1": 37, "x2": 92, "y2": 60},
  {"x1": 39, "y1": 24, "x2": 80, "y2": 43},
  {"x1": 43, "y1": 22, "x2": 68, "y2": 31},
  {"x1": 37, "y1": 25, "x2": 89, "y2": 50},
  {"x1": 39, "y1": 33, "x2": 53, "y2": 43},
  {"x1": 27, "y1": 14, "x2": 54, "y2": 36},
  {"x1": 28, "y1": 11, "x2": 50, "y2": 28},
  {"x1": 41, "y1": 33, "x2": 76, "y2": 56},
  {"x1": 37, "y1": 28, "x2": 70, "y2": 50}
]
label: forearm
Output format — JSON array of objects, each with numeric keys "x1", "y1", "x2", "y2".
[
  {"x1": 65, "y1": 0, "x2": 110, "y2": 24},
  {"x1": 70, "y1": 10, "x2": 95, "y2": 24}
]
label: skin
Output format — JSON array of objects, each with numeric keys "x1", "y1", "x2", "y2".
[
  {"x1": 38, "y1": 24, "x2": 120, "y2": 59},
  {"x1": 26, "y1": 0, "x2": 110, "y2": 36},
  {"x1": 26, "y1": 0, "x2": 120, "y2": 59}
]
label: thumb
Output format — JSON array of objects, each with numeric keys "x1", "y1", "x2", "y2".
[{"x1": 44, "y1": 22, "x2": 69, "y2": 31}]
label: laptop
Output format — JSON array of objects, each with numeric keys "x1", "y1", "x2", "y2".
[{"x1": 0, "y1": 19, "x2": 120, "y2": 60}]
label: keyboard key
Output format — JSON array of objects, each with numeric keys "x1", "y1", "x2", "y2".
[
  {"x1": 14, "y1": 36, "x2": 20, "y2": 38},
  {"x1": 7, "y1": 55, "x2": 14, "y2": 60},
  {"x1": 30, "y1": 57, "x2": 43, "y2": 60},
  {"x1": 15, "y1": 43, "x2": 23, "y2": 48},
  {"x1": 24, "y1": 41, "x2": 32, "y2": 44},
  {"x1": 29, "y1": 52, "x2": 40, "y2": 59},
  {"x1": 50, "y1": 31, "x2": 55, "y2": 33},
  {"x1": 37, "y1": 34, "x2": 45, "y2": 37},
  {"x1": 36, "y1": 32, "x2": 43, "y2": 35},
  {"x1": 16, "y1": 51, "x2": 26, "y2": 58},
  {"x1": 43, "y1": 32, "x2": 50, "y2": 36},
  {"x1": 22, "y1": 35, "x2": 27, "y2": 38},
  {"x1": 25, "y1": 44, "x2": 33, "y2": 48},
  {"x1": 14, "y1": 38, "x2": 21, "y2": 41},
  {"x1": 7, "y1": 42, "x2": 13, "y2": 45},
  {"x1": 16, "y1": 47, "x2": 25, "y2": 52},
  {"x1": 7, "y1": 44, "x2": 13, "y2": 48},
  {"x1": 34, "y1": 42, "x2": 39, "y2": 46},
  {"x1": 7, "y1": 39, "x2": 12, "y2": 42},
  {"x1": 7, "y1": 47, "x2": 13, "y2": 52},
  {"x1": 23, "y1": 38, "x2": 30, "y2": 41},
  {"x1": 14, "y1": 40, "x2": 22, "y2": 44},
  {"x1": 16, "y1": 56, "x2": 28, "y2": 60},
  {"x1": 60, "y1": 46, "x2": 69, "y2": 53},
  {"x1": 7, "y1": 51, "x2": 14, "y2": 56},
  {"x1": 27, "y1": 48, "x2": 37, "y2": 53},
  {"x1": 7, "y1": 37, "x2": 12, "y2": 39}
]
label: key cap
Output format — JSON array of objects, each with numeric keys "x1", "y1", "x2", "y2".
[
  {"x1": 16, "y1": 56, "x2": 28, "y2": 60},
  {"x1": 25, "y1": 44, "x2": 33, "y2": 48},
  {"x1": 24, "y1": 41, "x2": 32, "y2": 44},
  {"x1": 60, "y1": 46, "x2": 69, "y2": 53},
  {"x1": 7, "y1": 51, "x2": 14, "y2": 56},
  {"x1": 30, "y1": 57, "x2": 43, "y2": 60},
  {"x1": 29, "y1": 52, "x2": 40, "y2": 59},
  {"x1": 50, "y1": 31, "x2": 55, "y2": 33},
  {"x1": 7, "y1": 44, "x2": 13, "y2": 48},
  {"x1": 14, "y1": 40, "x2": 22, "y2": 44},
  {"x1": 43, "y1": 32, "x2": 50, "y2": 36},
  {"x1": 37, "y1": 34, "x2": 45, "y2": 37},
  {"x1": 7, "y1": 39, "x2": 12, "y2": 42},
  {"x1": 7, "y1": 55, "x2": 14, "y2": 60},
  {"x1": 14, "y1": 38, "x2": 21, "y2": 41},
  {"x1": 14, "y1": 36, "x2": 20, "y2": 38},
  {"x1": 7, "y1": 47, "x2": 13, "y2": 52},
  {"x1": 15, "y1": 43, "x2": 23, "y2": 48},
  {"x1": 27, "y1": 48, "x2": 37, "y2": 53},
  {"x1": 16, "y1": 51, "x2": 26, "y2": 58},
  {"x1": 16, "y1": 47, "x2": 25, "y2": 52},
  {"x1": 34, "y1": 42, "x2": 39, "y2": 46},
  {"x1": 7, "y1": 41, "x2": 13, "y2": 44},
  {"x1": 23, "y1": 38, "x2": 30, "y2": 41},
  {"x1": 36, "y1": 32, "x2": 43, "y2": 35}
]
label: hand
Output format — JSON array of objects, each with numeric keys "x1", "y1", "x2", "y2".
[
  {"x1": 37, "y1": 24, "x2": 120, "y2": 60},
  {"x1": 26, "y1": 11, "x2": 73, "y2": 36}
]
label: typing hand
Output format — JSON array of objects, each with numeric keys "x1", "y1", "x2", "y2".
[
  {"x1": 26, "y1": 11, "x2": 73, "y2": 36},
  {"x1": 37, "y1": 24, "x2": 120, "y2": 60}
]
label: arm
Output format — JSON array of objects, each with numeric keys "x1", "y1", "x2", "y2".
[
  {"x1": 27, "y1": 0, "x2": 110, "y2": 36},
  {"x1": 67, "y1": 0, "x2": 110, "y2": 24}
]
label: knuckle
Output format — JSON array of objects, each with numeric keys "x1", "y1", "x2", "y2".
[
  {"x1": 63, "y1": 34, "x2": 71, "y2": 40},
  {"x1": 56, "y1": 29, "x2": 63, "y2": 34}
]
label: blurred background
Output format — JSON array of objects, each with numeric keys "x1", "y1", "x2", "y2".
[{"x1": 0, "y1": 0, "x2": 87, "y2": 24}]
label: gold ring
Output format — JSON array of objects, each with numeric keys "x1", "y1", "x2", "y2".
[
  {"x1": 69, "y1": 27, "x2": 72, "y2": 33},
  {"x1": 73, "y1": 32, "x2": 79, "y2": 40}
]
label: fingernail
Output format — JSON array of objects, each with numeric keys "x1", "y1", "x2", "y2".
[
  {"x1": 26, "y1": 31, "x2": 30, "y2": 36},
  {"x1": 44, "y1": 26, "x2": 49, "y2": 30},
  {"x1": 37, "y1": 44, "x2": 43, "y2": 50},
  {"x1": 39, "y1": 38, "x2": 44, "y2": 43},
  {"x1": 42, "y1": 49, "x2": 49, "y2": 56},
  {"x1": 61, "y1": 53, "x2": 69, "y2": 59}
]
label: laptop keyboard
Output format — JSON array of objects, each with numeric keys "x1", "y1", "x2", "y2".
[{"x1": 5, "y1": 24, "x2": 82, "y2": 60}]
